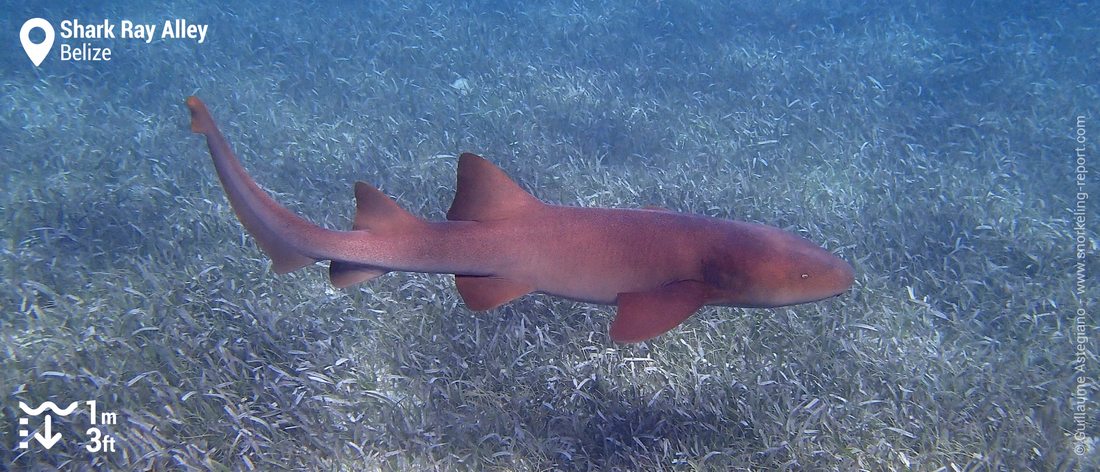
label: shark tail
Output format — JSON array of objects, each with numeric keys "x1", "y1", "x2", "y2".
[
  {"x1": 187, "y1": 96, "x2": 425, "y2": 288},
  {"x1": 186, "y1": 96, "x2": 330, "y2": 274}
]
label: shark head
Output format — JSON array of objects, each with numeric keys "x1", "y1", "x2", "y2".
[{"x1": 703, "y1": 222, "x2": 855, "y2": 308}]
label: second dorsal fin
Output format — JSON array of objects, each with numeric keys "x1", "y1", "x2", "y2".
[
  {"x1": 352, "y1": 181, "x2": 422, "y2": 233},
  {"x1": 446, "y1": 153, "x2": 542, "y2": 221},
  {"x1": 326, "y1": 181, "x2": 421, "y2": 288}
]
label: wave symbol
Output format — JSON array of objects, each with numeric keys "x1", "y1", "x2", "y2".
[{"x1": 19, "y1": 401, "x2": 79, "y2": 416}]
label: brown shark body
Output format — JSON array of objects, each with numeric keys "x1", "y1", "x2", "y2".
[{"x1": 186, "y1": 96, "x2": 855, "y2": 343}]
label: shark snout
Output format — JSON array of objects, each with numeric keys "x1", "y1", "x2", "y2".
[
  {"x1": 781, "y1": 248, "x2": 855, "y2": 305},
  {"x1": 827, "y1": 257, "x2": 856, "y2": 297}
]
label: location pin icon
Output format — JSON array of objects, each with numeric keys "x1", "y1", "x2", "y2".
[{"x1": 20, "y1": 18, "x2": 55, "y2": 67}]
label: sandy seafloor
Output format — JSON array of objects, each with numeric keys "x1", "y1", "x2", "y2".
[{"x1": 1, "y1": 1, "x2": 1097, "y2": 470}]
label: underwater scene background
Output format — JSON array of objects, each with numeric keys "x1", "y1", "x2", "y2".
[{"x1": 1, "y1": 0, "x2": 1097, "y2": 470}]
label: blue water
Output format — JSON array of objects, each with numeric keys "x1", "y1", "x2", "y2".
[{"x1": 1, "y1": 1, "x2": 1096, "y2": 470}]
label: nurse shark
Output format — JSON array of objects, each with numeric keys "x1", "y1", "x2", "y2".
[{"x1": 185, "y1": 96, "x2": 854, "y2": 343}]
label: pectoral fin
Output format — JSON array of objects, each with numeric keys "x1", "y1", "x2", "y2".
[
  {"x1": 455, "y1": 275, "x2": 534, "y2": 311},
  {"x1": 610, "y1": 281, "x2": 710, "y2": 343}
]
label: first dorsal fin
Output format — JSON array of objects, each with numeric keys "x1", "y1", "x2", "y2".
[{"x1": 446, "y1": 153, "x2": 541, "y2": 221}]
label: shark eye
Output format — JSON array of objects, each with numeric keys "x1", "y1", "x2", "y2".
[{"x1": 800, "y1": 273, "x2": 810, "y2": 279}]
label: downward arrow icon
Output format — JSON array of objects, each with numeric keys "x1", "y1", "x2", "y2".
[{"x1": 34, "y1": 414, "x2": 62, "y2": 449}]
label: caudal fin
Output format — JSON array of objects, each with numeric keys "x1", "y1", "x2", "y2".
[
  {"x1": 186, "y1": 96, "x2": 321, "y2": 274},
  {"x1": 186, "y1": 96, "x2": 217, "y2": 134}
]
